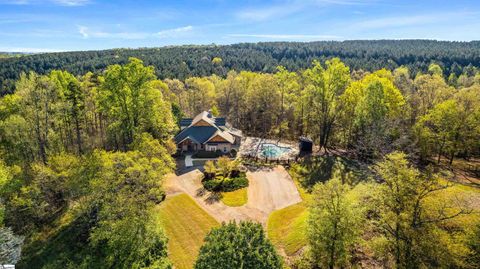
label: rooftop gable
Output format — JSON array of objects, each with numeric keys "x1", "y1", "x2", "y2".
[{"x1": 174, "y1": 111, "x2": 239, "y2": 145}]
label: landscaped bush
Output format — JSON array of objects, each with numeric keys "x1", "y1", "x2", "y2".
[
  {"x1": 202, "y1": 156, "x2": 247, "y2": 192},
  {"x1": 202, "y1": 173, "x2": 248, "y2": 192},
  {"x1": 203, "y1": 160, "x2": 216, "y2": 180}
]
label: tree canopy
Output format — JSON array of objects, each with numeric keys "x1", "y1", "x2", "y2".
[{"x1": 195, "y1": 221, "x2": 282, "y2": 269}]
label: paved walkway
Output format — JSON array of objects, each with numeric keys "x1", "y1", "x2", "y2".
[
  {"x1": 184, "y1": 154, "x2": 193, "y2": 167},
  {"x1": 164, "y1": 165, "x2": 302, "y2": 224}
]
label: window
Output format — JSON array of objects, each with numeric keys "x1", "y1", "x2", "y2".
[{"x1": 224, "y1": 147, "x2": 227, "y2": 152}]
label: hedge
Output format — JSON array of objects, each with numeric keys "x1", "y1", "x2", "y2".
[{"x1": 202, "y1": 173, "x2": 248, "y2": 192}]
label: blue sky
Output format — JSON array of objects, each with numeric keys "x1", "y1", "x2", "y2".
[{"x1": 0, "y1": 0, "x2": 479, "y2": 52}]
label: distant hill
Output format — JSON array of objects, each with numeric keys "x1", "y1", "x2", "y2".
[
  {"x1": 1, "y1": 40, "x2": 479, "y2": 94},
  {"x1": 0, "y1": 52, "x2": 29, "y2": 59}
]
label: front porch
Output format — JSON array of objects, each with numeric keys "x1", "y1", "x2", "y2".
[{"x1": 177, "y1": 138, "x2": 239, "y2": 155}]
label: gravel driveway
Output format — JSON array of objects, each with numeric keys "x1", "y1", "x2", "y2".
[{"x1": 164, "y1": 165, "x2": 302, "y2": 224}]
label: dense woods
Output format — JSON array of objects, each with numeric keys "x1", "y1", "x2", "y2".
[
  {"x1": 0, "y1": 58, "x2": 176, "y2": 268},
  {"x1": 169, "y1": 59, "x2": 480, "y2": 163},
  {"x1": 0, "y1": 49, "x2": 479, "y2": 268},
  {"x1": 1, "y1": 40, "x2": 480, "y2": 95}
]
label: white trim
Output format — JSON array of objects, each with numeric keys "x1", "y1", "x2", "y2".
[{"x1": 177, "y1": 136, "x2": 199, "y2": 145}]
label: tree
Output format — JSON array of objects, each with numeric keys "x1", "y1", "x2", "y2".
[
  {"x1": 204, "y1": 160, "x2": 216, "y2": 180},
  {"x1": 373, "y1": 152, "x2": 470, "y2": 268},
  {"x1": 308, "y1": 177, "x2": 363, "y2": 269},
  {"x1": 415, "y1": 100, "x2": 462, "y2": 164},
  {"x1": 97, "y1": 57, "x2": 176, "y2": 150},
  {"x1": 303, "y1": 58, "x2": 350, "y2": 152},
  {"x1": 50, "y1": 70, "x2": 86, "y2": 155},
  {"x1": 87, "y1": 147, "x2": 173, "y2": 269},
  {"x1": 194, "y1": 221, "x2": 282, "y2": 269},
  {"x1": 412, "y1": 74, "x2": 454, "y2": 119},
  {"x1": 211, "y1": 57, "x2": 222, "y2": 65},
  {"x1": 274, "y1": 66, "x2": 300, "y2": 139},
  {"x1": 14, "y1": 72, "x2": 58, "y2": 163},
  {"x1": 393, "y1": 66, "x2": 414, "y2": 96},
  {"x1": 216, "y1": 156, "x2": 233, "y2": 178},
  {"x1": 339, "y1": 70, "x2": 405, "y2": 159},
  {"x1": 210, "y1": 105, "x2": 220, "y2": 117},
  {"x1": 428, "y1": 63, "x2": 443, "y2": 77},
  {"x1": 184, "y1": 77, "x2": 216, "y2": 116}
]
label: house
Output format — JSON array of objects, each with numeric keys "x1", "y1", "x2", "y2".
[{"x1": 174, "y1": 111, "x2": 242, "y2": 153}]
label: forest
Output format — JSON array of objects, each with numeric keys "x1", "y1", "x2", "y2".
[
  {"x1": 0, "y1": 54, "x2": 479, "y2": 268},
  {"x1": 1, "y1": 40, "x2": 480, "y2": 95}
]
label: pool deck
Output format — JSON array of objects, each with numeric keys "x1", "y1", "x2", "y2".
[{"x1": 239, "y1": 137, "x2": 299, "y2": 160}]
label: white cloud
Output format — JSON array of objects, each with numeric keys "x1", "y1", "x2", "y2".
[
  {"x1": 51, "y1": 0, "x2": 90, "y2": 6},
  {"x1": 228, "y1": 33, "x2": 341, "y2": 40},
  {"x1": 77, "y1": 26, "x2": 149, "y2": 39},
  {"x1": 353, "y1": 11, "x2": 478, "y2": 30},
  {"x1": 354, "y1": 15, "x2": 441, "y2": 29},
  {"x1": 236, "y1": 5, "x2": 301, "y2": 21},
  {"x1": 77, "y1": 25, "x2": 194, "y2": 40},
  {"x1": 78, "y1": 25, "x2": 89, "y2": 38},
  {"x1": 156, "y1": 25, "x2": 193, "y2": 38},
  {"x1": 236, "y1": 0, "x2": 376, "y2": 21}
]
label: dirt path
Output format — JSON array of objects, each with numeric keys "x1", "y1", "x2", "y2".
[{"x1": 164, "y1": 165, "x2": 302, "y2": 224}]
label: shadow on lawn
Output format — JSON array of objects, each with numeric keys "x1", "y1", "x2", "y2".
[
  {"x1": 293, "y1": 155, "x2": 374, "y2": 191},
  {"x1": 205, "y1": 192, "x2": 222, "y2": 204},
  {"x1": 17, "y1": 216, "x2": 103, "y2": 269},
  {"x1": 195, "y1": 186, "x2": 222, "y2": 204}
]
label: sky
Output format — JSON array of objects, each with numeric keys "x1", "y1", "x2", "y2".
[{"x1": 0, "y1": 0, "x2": 479, "y2": 52}]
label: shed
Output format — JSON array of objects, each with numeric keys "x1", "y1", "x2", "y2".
[{"x1": 299, "y1": 136, "x2": 313, "y2": 152}]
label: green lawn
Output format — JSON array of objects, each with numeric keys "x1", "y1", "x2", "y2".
[
  {"x1": 155, "y1": 193, "x2": 219, "y2": 269},
  {"x1": 266, "y1": 167, "x2": 313, "y2": 257},
  {"x1": 267, "y1": 202, "x2": 308, "y2": 256},
  {"x1": 221, "y1": 188, "x2": 248, "y2": 207}
]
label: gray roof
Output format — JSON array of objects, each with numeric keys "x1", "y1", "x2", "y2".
[
  {"x1": 174, "y1": 111, "x2": 238, "y2": 144},
  {"x1": 174, "y1": 126, "x2": 219, "y2": 144}
]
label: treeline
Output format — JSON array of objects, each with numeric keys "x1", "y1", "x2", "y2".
[
  {"x1": 170, "y1": 60, "x2": 480, "y2": 162},
  {"x1": 1, "y1": 40, "x2": 480, "y2": 94}
]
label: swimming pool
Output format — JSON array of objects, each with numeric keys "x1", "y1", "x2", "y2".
[{"x1": 260, "y1": 143, "x2": 291, "y2": 158}]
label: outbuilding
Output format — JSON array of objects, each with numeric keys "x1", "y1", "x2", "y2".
[{"x1": 298, "y1": 136, "x2": 313, "y2": 153}]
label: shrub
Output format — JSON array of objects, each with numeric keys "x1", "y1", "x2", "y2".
[
  {"x1": 220, "y1": 175, "x2": 248, "y2": 192},
  {"x1": 202, "y1": 173, "x2": 248, "y2": 192},
  {"x1": 217, "y1": 156, "x2": 233, "y2": 178},
  {"x1": 204, "y1": 161, "x2": 216, "y2": 180}
]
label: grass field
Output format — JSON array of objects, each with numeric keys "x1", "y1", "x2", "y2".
[
  {"x1": 221, "y1": 188, "x2": 248, "y2": 207},
  {"x1": 267, "y1": 202, "x2": 308, "y2": 256},
  {"x1": 267, "y1": 169, "x2": 311, "y2": 256},
  {"x1": 155, "y1": 194, "x2": 219, "y2": 269}
]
